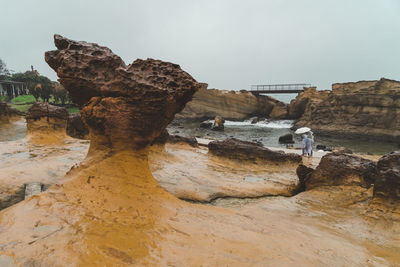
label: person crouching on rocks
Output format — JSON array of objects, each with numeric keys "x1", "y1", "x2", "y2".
[{"x1": 302, "y1": 134, "x2": 313, "y2": 157}]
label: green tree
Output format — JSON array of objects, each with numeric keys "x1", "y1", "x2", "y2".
[
  {"x1": 0, "y1": 59, "x2": 10, "y2": 80},
  {"x1": 53, "y1": 83, "x2": 68, "y2": 105}
]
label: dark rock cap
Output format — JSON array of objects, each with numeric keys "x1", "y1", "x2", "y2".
[
  {"x1": 26, "y1": 102, "x2": 68, "y2": 120},
  {"x1": 45, "y1": 35, "x2": 202, "y2": 149}
]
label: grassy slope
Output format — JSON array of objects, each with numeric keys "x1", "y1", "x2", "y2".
[{"x1": 7, "y1": 95, "x2": 79, "y2": 114}]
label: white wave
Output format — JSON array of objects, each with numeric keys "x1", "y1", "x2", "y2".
[{"x1": 205, "y1": 119, "x2": 294, "y2": 129}]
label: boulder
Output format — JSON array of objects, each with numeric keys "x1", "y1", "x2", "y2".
[
  {"x1": 306, "y1": 153, "x2": 378, "y2": 190},
  {"x1": 373, "y1": 151, "x2": 400, "y2": 201},
  {"x1": 316, "y1": 144, "x2": 326, "y2": 150},
  {"x1": 212, "y1": 116, "x2": 225, "y2": 131},
  {"x1": 45, "y1": 34, "x2": 202, "y2": 149},
  {"x1": 296, "y1": 164, "x2": 314, "y2": 193},
  {"x1": 278, "y1": 133, "x2": 294, "y2": 144},
  {"x1": 66, "y1": 113, "x2": 89, "y2": 139},
  {"x1": 200, "y1": 121, "x2": 213, "y2": 129},
  {"x1": 208, "y1": 138, "x2": 302, "y2": 163}
]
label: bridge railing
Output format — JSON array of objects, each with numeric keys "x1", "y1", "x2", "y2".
[{"x1": 250, "y1": 83, "x2": 311, "y2": 91}]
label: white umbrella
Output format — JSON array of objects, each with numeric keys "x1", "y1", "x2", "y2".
[{"x1": 295, "y1": 127, "x2": 311, "y2": 135}]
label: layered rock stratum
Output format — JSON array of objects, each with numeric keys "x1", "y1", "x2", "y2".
[
  {"x1": 177, "y1": 86, "x2": 288, "y2": 120},
  {"x1": 292, "y1": 78, "x2": 400, "y2": 141}
]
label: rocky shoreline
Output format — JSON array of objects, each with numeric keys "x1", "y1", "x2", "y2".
[
  {"x1": 291, "y1": 78, "x2": 400, "y2": 142},
  {"x1": 0, "y1": 35, "x2": 399, "y2": 266},
  {"x1": 176, "y1": 78, "x2": 400, "y2": 143}
]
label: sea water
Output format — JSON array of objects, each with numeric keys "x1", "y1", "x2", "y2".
[{"x1": 167, "y1": 119, "x2": 398, "y2": 155}]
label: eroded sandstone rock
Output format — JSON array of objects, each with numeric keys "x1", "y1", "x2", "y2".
[
  {"x1": 296, "y1": 164, "x2": 314, "y2": 193},
  {"x1": 0, "y1": 102, "x2": 21, "y2": 123},
  {"x1": 26, "y1": 102, "x2": 68, "y2": 134},
  {"x1": 294, "y1": 79, "x2": 400, "y2": 141},
  {"x1": 288, "y1": 87, "x2": 330, "y2": 119},
  {"x1": 306, "y1": 153, "x2": 378, "y2": 190},
  {"x1": 208, "y1": 138, "x2": 302, "y2": 163},
  {"x1": 374, "y1": 151, "x2": 400, "y2": 201},
  {"x1": 176, "y1": 86, "x2": 288, "y2": 120},
  {"x1": 66, "y1": 113, "x2": 89, "y2": 139},
  {"x1": 45, "y1": 34, "x2": 202, "y2": 149}
]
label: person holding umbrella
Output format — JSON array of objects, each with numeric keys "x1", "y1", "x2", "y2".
[
  {"x1": 302, "y1": 134, "x2": 313, "y2": 157},
  {"x1": 295, "y1": 127, "x2": 314, "y2": 157}
]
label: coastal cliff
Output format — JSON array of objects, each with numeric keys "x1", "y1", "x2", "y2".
[
  {"x1": 291, "y1": 78, "x2": 400, "y2": 141},
  {"x1": 177, "y1": 86, "x2": 288, "y2": 120}
]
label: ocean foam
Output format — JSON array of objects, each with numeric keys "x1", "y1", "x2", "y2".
[{"x1": 205, "y1": 119, "x2": 294, "y2": 129}]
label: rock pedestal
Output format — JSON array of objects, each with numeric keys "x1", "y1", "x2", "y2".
[
  {"x1": 66, "y1": 113, "x2": 89, "y2": 139},
  {"x1": 26, "y1": 102, "x2": 68, "y2": 134}
]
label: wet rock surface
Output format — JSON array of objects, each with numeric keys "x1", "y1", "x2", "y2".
[
  {"x1": 208, "y1": 138, "x2": 302, "y2": 163},
  {"x1": 66, "y1": 113, "x2": 89, "y2": 139},
  {"x1": 306, "y1": 153, "x2": 378, "y2": 190},
  {"x1": 150, "y1": 143, "x2": 300, "y2": 202},
  {"x1": 374, "y1": 151, "x2": 400, "y2": 201},
  {"x1": 0, "y1": 137, "x2": 89, "y2": 210}
]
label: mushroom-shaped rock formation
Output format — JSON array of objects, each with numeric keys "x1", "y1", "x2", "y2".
[
  {"x1": 0, "y1": 35, "x2": 206, "y2": 266},
  {"x1": 45, "y1": 34, "x2": 199, "y2": 149},
  {"x1": 26, "y1": 102, "x2": 69, "y2": 143}
]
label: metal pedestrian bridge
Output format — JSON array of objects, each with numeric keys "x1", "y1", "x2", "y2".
[{"x1": 250, "y1": 83, "x2": 311, "y2": 94}]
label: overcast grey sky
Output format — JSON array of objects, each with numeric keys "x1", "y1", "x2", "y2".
[{"x1": 1, "y1": 0, "x2": 399, "y2": 90}]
